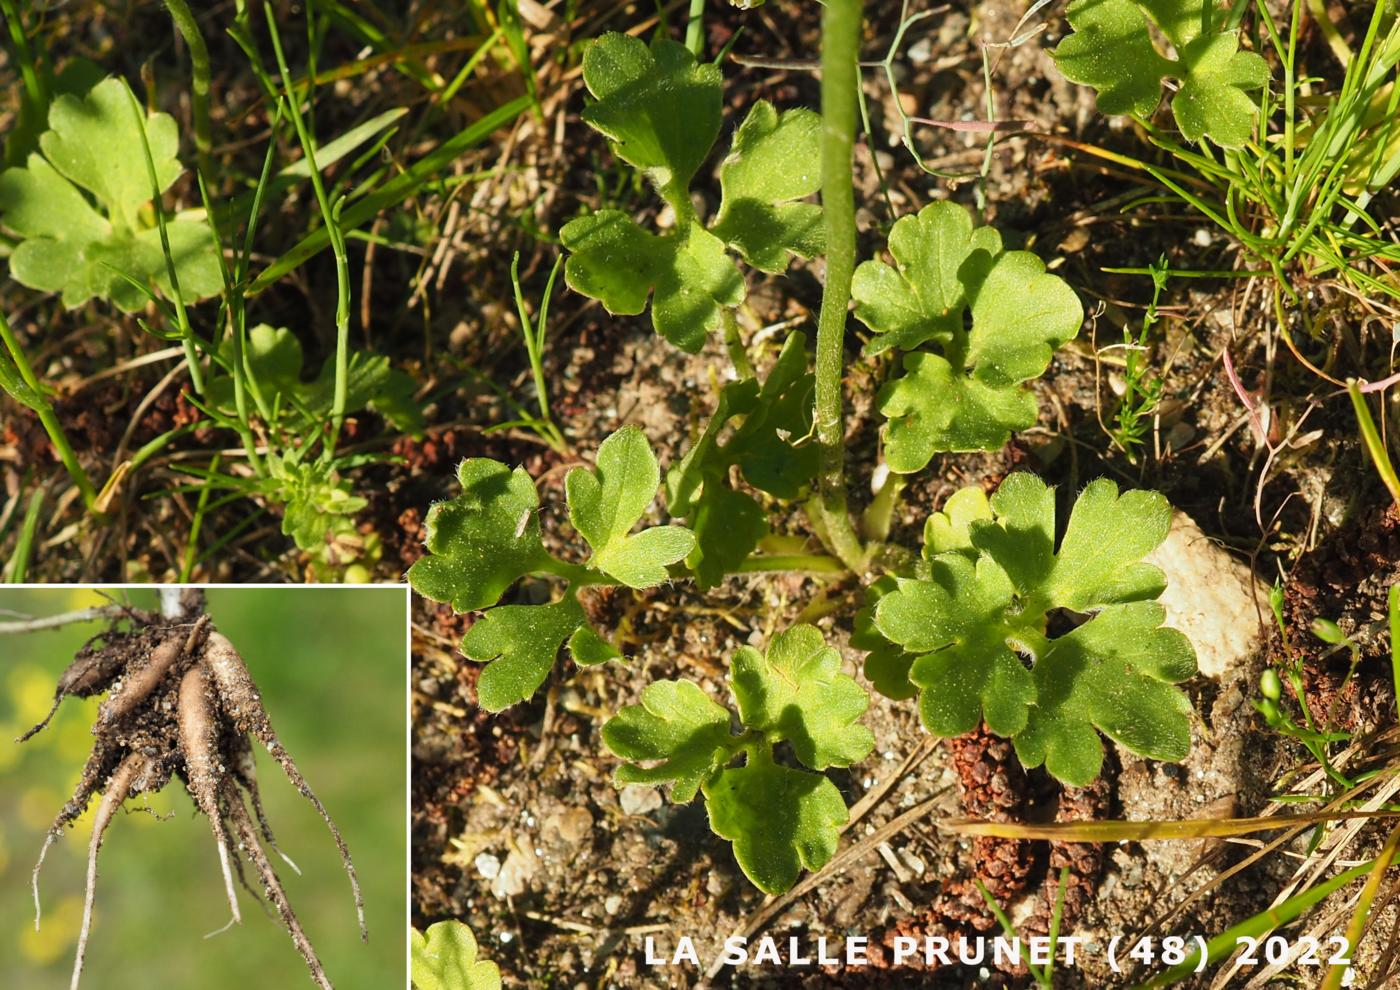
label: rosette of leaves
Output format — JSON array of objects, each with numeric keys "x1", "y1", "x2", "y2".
[
  {"x1": 852, "y1": 202, "x2": 1082, "y2": 475},
  {"x1": 1052, "y1": 0, "x2": 1270, "y2": 148},
  {"x1": 204, "y1": 324, "x2": 424, "y2": 436},
  {"x1": 665, "y1": 332, "x2": 820, "y2": 587},
  {"x1": 561, "y1": 33, "x2": 823, "y2": 352},
  {"x1": 0, "y1": 76, "x2": 221, "y2": 312},
  {"x1": 409, "y1": 426, "x2": 695, "y2": 710},
  {"x1": 602, "y1": 624, "x2": 874, "y2": 894},
  {"x1": 866, "y1": 472, "x2": 1197, "y2": 786}
]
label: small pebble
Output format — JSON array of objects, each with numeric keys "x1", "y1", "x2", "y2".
[{"x1": 619, "y1": 785, "x2": 662, "y2": 817}]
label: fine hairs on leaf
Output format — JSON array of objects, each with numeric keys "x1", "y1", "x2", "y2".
[
  {"x1": 602, "y1": 624, "x2": 874, "y2": 894},
  {"x1": 870, "y1": 472, "x2": 1198, "y2": 786},
  {"x1": 1052, "y1": 0, "x2": 1270, "y2": 148},
  {"x1": 0, "y1": 76, "x2": 221, "y2": 311},
  {"x1": 561, "y1": 33, "x2": 823, "y2": 352},
  {"x1": 411, "y1": 921, "x2": 502, "y2": 990},
  {"x1": 852, "y1": 201, "x2": 1083, "y2": 473},
  {"x1": 408, "y1": 425, "x2": 690, "y2": 711}
]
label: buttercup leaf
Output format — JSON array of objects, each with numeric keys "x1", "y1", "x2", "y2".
[
  {"x1": 730, "y1": 624, "x2": 875, "y2": 770},
  {"x1": 870, "y1": 471, "x2": 1197, "y2": 784},
  {"x1": 853, "y1": 201, "x2": 1001, "y2": 356},
  {"x1": 878, "y1": 351, "x2": 1039, "y2": 473},
  {"x1": 923, "y1": 484, "x2": 992, "y2": 557},
  {"x1": 851, "y1": 578, "x2": 918, "y2": 702},
  {"x1": 668, "y1": 332, "x2": 818, "y2": 513},
  {"x1": 566, "y1": 425, "x2": 695, "y2": 588},
  {"x1": 560, "y1": 212, "x2": 744, "y2": 352},
  {"x1": 407, "y1": 459, "x2": 549, "y2": 613},
  {"x1": 1015, "y1": 602, "x2": 1196, "y2": 786},
  {"x1": 710, "y1": 101, "x2": 824, "y2": 272},
  {"x1": 686, "y1": 484, "x2": 768, "y2": 591},
  {"x1": 0, "y1": 77, "x2": 221, "y2": 311},
  {"x1": 568, "y1": 625, "x2": 623, "y2": 667},
  {"x1": 581, "y1": 34, "x2": 722, "y2": 200},
  {"x1": 603, "y1": 680, "x2": 734, "y2": 802},
  {"x1": 411, "y1": 921, "x2": 502, "y2": 990},
  {"x1": 703, "y1": 752, "x2": 848, "y2": 895},
  {"x1": 876, "y1": 554, "x2": 1039, "y2": 737},
  {"x1": 463, "y1": 598, "x2": 586, "y2": 712},
  {"x1": 855, "y1": 203, "x2": 1081, "y2": 474},
  {"x1": 1053, "y1": 0, "x2": 1270, "y2": 148}
]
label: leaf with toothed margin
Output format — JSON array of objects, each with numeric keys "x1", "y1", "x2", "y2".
[
  {"x1": 560, "y1": 212, "x2": 744, "y2": 353},
  {"x1": 411, "y1": 920, "x2": 502, "y2": 990},
  {"x1": 729, "y1": 624, "x2": 874, "y2": 770},
  {"x1": 854, "y1": 202, "x2": 1082, "y2": 475},
  {"x1": 871, "y1": 470, "x2": 1198, "y2": 786},
  {"x1": 580, "y1": 33, "x2": 722, "y2": 198},
  {"x1": 1052, "y1": 0, "x2": 1270, "y2": 148},
  {"x1": 566, "y1": 425, "x2": 695, "y2": 588},
  {"x1": 407, "y1": 458, "x2": 550, "y2": 613},
  {"x1": 702, "y1": 752, "x2": 848, "y2": 895},
  {"x1": 0, "y1": 77, "x2": 222, "y2": 312},
  {"x1": 462, "y1": 598, "x2": 586, "y2": 712},
  {"x1": 602, "y1": 680, "x2": 734, "y2": 802},
  {"x1": 710, "y1": 101, "x2": 824, "y2": 273},
  {"x1": 1015, "y1": 602, "x2": 1196, "y2": 786}
]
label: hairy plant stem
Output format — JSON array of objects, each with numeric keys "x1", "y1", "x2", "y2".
[
  {"x1": 261, "y1": 0, "x2": 352, "y2": 460},
  {"x1": 0, "y1": 312, "x2": 100, "y2": 512},
  {"x1": 813, "y1": 0, "x2": 866, "y2": 571},
  {"x1": 163, "y1": 0, "x2": 213, "y2": 179}
]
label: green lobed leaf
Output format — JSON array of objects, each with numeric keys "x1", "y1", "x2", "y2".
[
  {"x1": 686, "y1": 484, "x2": 769, "y2": 591},
  {"x1": 0, "y1": 77, "x2": 221, "y2": 311},
  {"x1": 1053, "y1": 0, "x2": 1270, "y2": 148},
  {"x1": 876, "y1": 554, "x2": 1040, "y2": 738},
  {"x1": 923, "y1": 484, "x2": 992, "y2": 557},
  {"x1": 667, "y1": 332, "x2": 818, "y2": 512},
  {"x1": 407, "y1": 458, "x2": 549, "y2": 613},
  {"x1": 869, "y1": 471, "x2": 1197, "y2": 785},
  {"x1": 852, "y1": 201, "x2": 1002, "y2": 356},
  {"x1": 855, "y1": 203, "x2": 1081, "y2": 474},
  {"x1": 560, "y1": 212, "x2": 744, "y2": 353},
  {"x1": 568, "y1": 624, "x2": 623, "y2": 667},
  {"x1": 463, "y1": 598, "x2": 586, "y2": 712},
  {"x1": 566, "y1": 425, "x2": 695, "y2": 588},
  {"x1": 1014, "y1": 602, "x2": 1197, "y2": 786},
  {"x1": 602, "y1": 679, "x2": 734, "y2": 802},
  {"x1": 729, "y1": 624, "x2": 875, "y2": 770},
  {"x1": 703, "y1": 752, "x2": 848, "y2": 895},
  {"x1": 710, "y1": 101, "x2": 824, "y2": 273},
  {"x1": 411, "y1": 921, "x2": 502, "y2": 990},
  {"x1": 580, "y1": 34, "x2": 722, "y2": 200},
  {"x1": 851, "y1": 577, "x2": 918, "y2": 702},
  {"x1": 878, "y1": 351, "x2": 1039, "y2": 473}
]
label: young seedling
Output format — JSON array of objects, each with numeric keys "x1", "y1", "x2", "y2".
[{"x1": 17, "y1": 593, "x2": 365, "y2": 990}]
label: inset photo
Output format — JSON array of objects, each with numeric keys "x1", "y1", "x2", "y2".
[{"x1": 0, "y1": 586, "x2": 408, "y2": 990}]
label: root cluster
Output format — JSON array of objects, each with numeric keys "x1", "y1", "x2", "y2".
[{"x1": 19, "y1": 591, "x2": 365, "y2": 989}]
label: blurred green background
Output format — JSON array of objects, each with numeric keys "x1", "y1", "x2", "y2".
[{"x1": 0, "y1": 587, "x2": 407, "y2": 990}]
